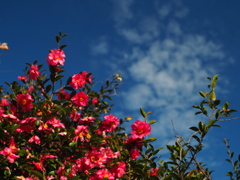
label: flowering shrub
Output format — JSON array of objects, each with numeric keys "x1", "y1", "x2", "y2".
[
  {"x1": 0, "y1": 32, "x2": 162, "y2": 180},
  {"x1": 0, "y1": 32, "x2": 238, "y2": 180}
]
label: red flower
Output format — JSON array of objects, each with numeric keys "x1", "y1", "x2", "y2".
[
  {"x1": 70, "y1": 71, "x2": 92, "y2": 89},
  {"x1": 73, "y1": 125, "x2": 91, "y2": 142},
  {"x1": 18, "y1": 75, "x2": 27, "y2": 82},
  {"x1": 150, "y1": 167, "x2": 159, "y2": 176},
  {"x1": 98, "y1": 114, "x2": 119, "y2": 133},
  {"x1": 111, "y1": 162, "x2": 126, "y2": 178},
  {"x1": 28, "y1": 135, "x2": 41, "y2": 144},
  {"x1": 0, "y1": 98, "x2": 9, "y2": 106},
  {"x1": 71, "y1": 91, "x2": 88, "y2": 107},
  {"x1": 16, "y1": 93, "x2": 34, "y2": 111},
  {"x1": 46, "y1": 49, "x2": 66, "y2": 66},
  {"x1": 0, "y1": 139, "x2": 20, "y2": 163},
  {"x1": 57, "y1": 89, "x2": 70, "y2": 100},
  {"x1": 130, "y1": 120, "x2": 151, "y2": 139},
  {"x1": 89, "y1": 169, "x2": 114, "y2": 180},
  {"x1": 130, "y1": 149, "x2": 140, "y2": 160},
  {"x1": 29, "y1": 64, "x2": 40, "y2": 80}
]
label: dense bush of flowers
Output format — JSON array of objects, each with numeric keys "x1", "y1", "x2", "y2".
[{"x1": 0, "y1": 32, "x2": 238, "y2": 180}]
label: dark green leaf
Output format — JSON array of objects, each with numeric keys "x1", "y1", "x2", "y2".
[
  {"x1": 189, "y1": 126, "x2": 199, "y2": 132},
  {"x1": 199, "y1": 91, "x2": 206, "y2": 98},
  {"x1": 46, "y1": 85, "x2": 52, "y2": 93},
  {"x1": 140, "y1": 108, "x2": 147, "y2": 119}
]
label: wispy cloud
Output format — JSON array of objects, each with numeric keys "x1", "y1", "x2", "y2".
[
  {"x1": 107, "y1": 0, "x2": 232, "y2": 143},
  {"x1": 91, "y1": 39, "x2": 109, "y2": 55}
]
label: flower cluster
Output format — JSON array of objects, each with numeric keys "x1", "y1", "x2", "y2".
[{"x1": 0, "y1": 46, "x2": 157, "y2": 180}]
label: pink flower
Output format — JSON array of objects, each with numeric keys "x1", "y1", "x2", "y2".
[
  {"x1": 16, "y1": 93, "x2": 34, "y2": 111},
  {"x1": 92, "y1": 97, "x2": 98, "y2": 105},
  {"x1": 47, "y1": 117, "x2": 65, "y2": 129},
  {"x1": 0, "y1": 107, "x2": 4, "y2": 117},
  {"x1": 18, "y1": 75, "x2": 27, "y2": 82},
  {"x1": 130, "y1": 149, "x2": 140, "y2": 160},
  {"x1": 28, "y1": 135, "x2": 41, "y2": 144},
  {"x1": 70, "y1": 111, "x2": 82, "y2": 121},
  {"x1": 0, "y1": 98, "x2": 9, "y2": 106},
  {"x1": 150, "y1": 167, "x2": 159, "y2": 176},
  {"x1": 57, "y1": 89, "x2": 70, "y2": 100},
  {"x1": 130, "y1": 120, "x2": 151, "y2": 139},
  {"x1": 29, "y1": 64, "x2": 40, "y2": 80},
  {"x1": 46, "y1": 49, "x2": 66, "y2": 66},
  {"x1": 28, "y1": 85, "x2": 34, "y2": 94},
  {"x1": 111, "y1": 162, "x2": 126, "y2": 178},
  {"x1": 71, "y1": 91, "x2": 88, "y2": 107},
  {"x1": 70, "y1": 72, "x2": 92, "y2": 89},
  {"x1": 73, "y1": 125, "x2": 91, "y2": 142},
  {"x1": 70, "y1": 74, "x2": 86, "y2": 89},
  {"x1": 81, "y1": 71, "x2": 92, "y2": 83},
  {"x1": 86, "y1": 150, "x2": 107, "y2": 167},
  {"x1": 90, "y1": 169, "x2": 114, "y2": 180},
  {"x1": 79, "y1": 116, "x2": 95, "y2": 124},
  {"x1": 98, "y1": 114, "x2": 119, "y2": 133},
  {"x1": 0, "y1": 139, "x2": 20, "y2": 163},
  {"x1": 76, "y1": 157, "x2": 94, "y2": 173}
]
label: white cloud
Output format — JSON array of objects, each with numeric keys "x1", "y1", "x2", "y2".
[
  {"x1": 91, "y1": 41, "x2": 109, "y2": 55},
  {"x1": 109, "y1": 0, "x2": 231, "y2": 143},
  {"x1": 167, "y1": 20, "x2": 182, "y2": 35},
  {"x1": 158, "y1": 4, "x2": 171, "y2": 18},
  {"x1": 111, "y1": 0, "x2": 135, "y2": 24}
]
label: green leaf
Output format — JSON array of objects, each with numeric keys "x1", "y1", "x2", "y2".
[
  {"x1": 189, "y1": 126, "x2": 199, "y2": 132},
  {"x1": 207, "y1": 120, "x2": 218, "y2": 127},
  {"x1": 69, "y1": 142, "x2": 77, "y2": 147},
  {"x1": 30, "y1": 170, "x2": 44, "y2": 179},
  {"x1": 192, "y1": 105, "x2": 199, "y2": 109},
  {"x1": 140, "y1": 108, "x2": 147, "y2": 119},
  {"x1": 209, "y1": 91, "x2": 216, "y2": 101},
  {"x1": 56, "y1": 36, "x2": 60, "y2": 43},
  {"x1": 199, "y1": 91, "x2": 206, "y2": 98},
  {"x1": 46, "y1": 84, "x2": 52, "y2": 93},
  {"x1": 148, "y1": 120, "x2": 157, "y2": 125},
  {"x1": 192, "y1": 135, "x2": 201, "y2": 143},
  {"x1": 222, "y1": 101, "x2": 229, "y2": 111},
  {"x1": 195, "y1": 111, "x2": 202, "y2": 115},
  {"x1": 60, "y1": 44, "x2": 68, "y2": 50},
  {"x1": 214, "y1": 99, "x2": 221, "y2": 106},
  {"x1": 211, "y1": 74, "x2": 219, "y2": 90}
]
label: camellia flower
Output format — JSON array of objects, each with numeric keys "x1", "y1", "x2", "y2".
[
  {"x1": 150, "y1": 167, "x2": 159, "y2": 176},
  {"x1": 70, "y1": 111, "x2": 82, "y2": 121},
  {"x1": 111, "y1": 162, "x2": 126, "y2": 178},
  {"x1": 70, "y1": 71, "x2": 92, "y2": 89},
  {"x1": 47, "y1": 117, "x2": 65, "y2": 129},
  {"x1": 0, "y1": 139, "x2": 20, "y2": 163},
  {"x1": 72, "y1": 125, "x2": 91, "y2": 142},
  {"x1": 16, "y1": 93, "x2": 34, "y2": 111},
  {"x1": 97, "y1": 114, "x2": 119, "y2": 133},
  {"x1": 89, "y1": 169, "x2": 114, "y2": 180},
  {"x1": 130, "y1": 120, "x2": 151, "y2": 139},
  {"x1": 28, "y1": 135, "x2": 41, "y2": 145},
  {"x1": 86, "y1": 150, "x2": 107, "y2": 168},
  {"x1": 71, "y1": 91, "x2": 88, "y2": 107},
  {"x1": 29, "y1": 64, "x2": 40, "y2": 80},
  {"x1": 130, "y1": 149, "x2": 140, "y2": 160},
  {"x1": 92, "y1": 97, "x2": 98, "y2": 105},
  {"x1": 18, "y1": 75, "x2": 27, "y2": 82},
  {"x1": 46, "y1": 49, "x2": 66, "y2": 66},
  {"x1": 0, "y1": 98, "x2": 9, "y2": 106},
  {"x1": 57, "y1": 89, "x2": 70, "y2": 100}
]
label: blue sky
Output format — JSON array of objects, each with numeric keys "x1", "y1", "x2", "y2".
[{"x1": 1, "y1": 0, "x2": 240, "y2": 179}]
